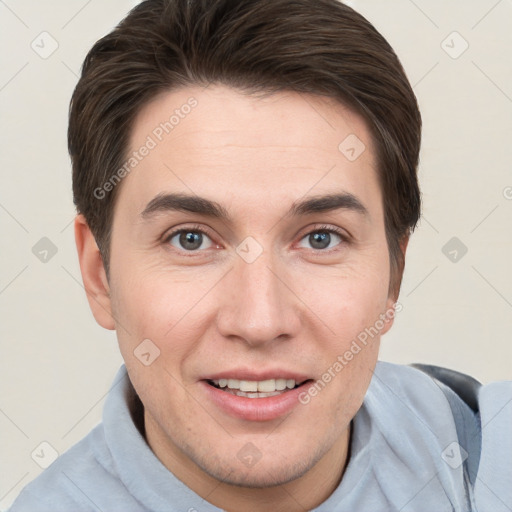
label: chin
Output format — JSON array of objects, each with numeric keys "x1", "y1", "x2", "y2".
[
  {"x1": 205, "y1": 463, "x2": 313, "y2": 489},
  {"x1": 194, "y1": 442, "x2": 325, "y2": 488}
]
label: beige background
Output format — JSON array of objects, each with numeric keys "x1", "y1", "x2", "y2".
[{"x1": 1, "y1": 0, "x2": 511, "y2": 508}]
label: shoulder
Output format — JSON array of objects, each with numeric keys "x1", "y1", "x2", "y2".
[
  {"x1": 368, "y1": 361, "x2": 512, "y2": 510},
  {"x1": 7, "y1": 424, "x2": 141, "y2": 512},
  {"x1": 369, "y1": 360, "x2": 468, "y2": 416},
  {"x1": 368, "y1": 361, "x2": 482, "y2": 448},
  {"x1": 474, "y1": 379, "x2": 512, "y2": 511}
]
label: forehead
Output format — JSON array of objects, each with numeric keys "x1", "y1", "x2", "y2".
[{"x1": 117, "y1": 85, "x2": 380, "y2": 220}]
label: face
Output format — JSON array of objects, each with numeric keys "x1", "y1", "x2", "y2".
[{"x1": 92, "y1": 85, "x2": 399, "y2": 491}]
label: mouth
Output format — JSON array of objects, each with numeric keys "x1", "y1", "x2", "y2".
[
  {"x1": 202, "y1": 376, "x2": 313, "y2": 421},
  {"x1": 207, "y1": 377, "x2": 308, "y2": 398}
]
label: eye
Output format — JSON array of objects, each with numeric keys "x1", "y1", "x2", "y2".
[
  {"x1": 297, "y1": 226, "x2": 347, "y2": 251},
  {"x1": 165, "y1": 227, "x2": 214, "y2": 252}
]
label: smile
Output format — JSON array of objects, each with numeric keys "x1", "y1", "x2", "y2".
[{"x1": 202, "y1": 376, "x2": 313, "y2": 421}]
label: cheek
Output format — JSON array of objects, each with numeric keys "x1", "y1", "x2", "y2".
[
  {"x1": 298, "y1": 256, "x2": 391, "y2": 334},
  {"x1": 110, "y1": 266, "x2": 216, "y2": 360},
  {"x1": 294, "y1": 253, "x2": 389, "y2": 394}
]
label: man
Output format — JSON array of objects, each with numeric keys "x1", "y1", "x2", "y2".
[{"x1": 8, "y1": 0, "x2": 511, "y2": 510}]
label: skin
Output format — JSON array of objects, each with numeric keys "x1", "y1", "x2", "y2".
[{"x1": 75, "y1": 85, "x2": 407, "y2": 512}]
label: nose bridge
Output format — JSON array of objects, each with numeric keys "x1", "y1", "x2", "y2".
[{"x1": 218, "y1": 243, "x2": 298, "y2": 345}]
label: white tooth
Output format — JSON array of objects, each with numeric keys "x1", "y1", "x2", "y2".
[
  {"x1": 257, "y1": 379, "x2": 276, "y2": 392},
  {"x1": 260, "y1": 391, "x2": 281, "y2": 398},
  {"x1": 223, "y1": 388, "x2": 289, "y2": 398},
  {"x1": 239, "y1": 380, "x2": 258, "y2": 392},
  {"x1": 286, "y1": 379, "x2": 296, "y2": 389},
  {"x1": 275, "y1": 378, "x2": 287, "y2": 391},
  {"x1": 228, "y1": 379, "x2": 241, "y2": 389},
  {"x1": 219, "y1": 379, "x2": 228, "y2": 388}
]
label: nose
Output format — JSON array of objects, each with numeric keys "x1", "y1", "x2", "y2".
[{"x1": 216, "y1": 247, "x2": 301, "y2": 347}]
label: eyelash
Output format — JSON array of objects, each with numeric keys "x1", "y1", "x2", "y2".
[{"x1": 163, "y1": 224, "x2": 350, "y2": 254}]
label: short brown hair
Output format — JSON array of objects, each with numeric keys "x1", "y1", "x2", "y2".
[{"x1": 69, "y1": 0, "x2": 421, "y2": 298}]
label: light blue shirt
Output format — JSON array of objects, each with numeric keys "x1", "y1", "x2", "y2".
[{"x1": 8, "y1": 362, "x2": 512, "y2": 511}]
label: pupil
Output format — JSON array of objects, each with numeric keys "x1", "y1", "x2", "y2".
[
  {"x1": 180, "y1": 231, "x2": 202, "y2": 250},
  {"x1": 310, "y1": 232, "x2": 330, "y2": 249}
]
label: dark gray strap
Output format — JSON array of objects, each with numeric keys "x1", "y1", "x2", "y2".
[
  {"x1": 410, "y1": 363, "x2": 482, "y2": 413},
  {"x1": 411, "y1": 363, "x2": 483, "y2": 496}
]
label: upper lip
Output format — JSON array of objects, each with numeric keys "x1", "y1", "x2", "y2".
[{"x1": 202, "y1": 369, "x2": 312, "y2": 383}]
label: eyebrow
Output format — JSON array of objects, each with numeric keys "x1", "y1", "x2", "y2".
[{"x1": 140, "y1": 191, "x2": 369, "y2": 222}]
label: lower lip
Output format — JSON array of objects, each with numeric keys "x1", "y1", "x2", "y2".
[{"x1": 201, "y1": 381, "x2": 311, "y2": 422}]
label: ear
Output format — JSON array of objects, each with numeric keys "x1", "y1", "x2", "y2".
[
  {"x1": 381, "y1": 235, "x2": 409, "y2": 336},
  {"x1": 74, "y1": 214, "x2": 115, "y2": 330}
]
